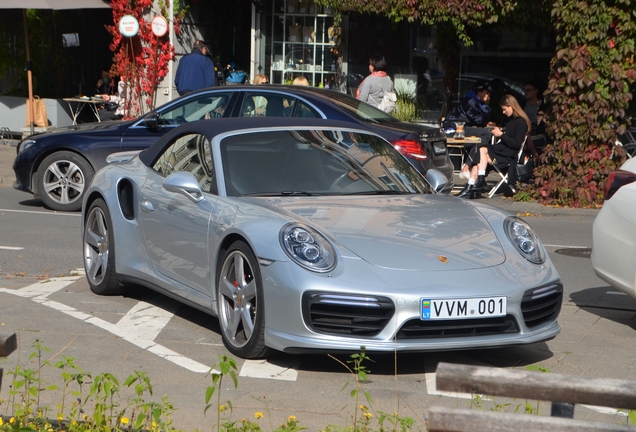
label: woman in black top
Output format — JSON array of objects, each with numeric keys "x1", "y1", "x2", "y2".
[
  {"x1": 489, "y1": 95, "x2": 532, "y2": 187},
  {"x1": 456, "y1": 94, "x2": 531, "y2": 198}
]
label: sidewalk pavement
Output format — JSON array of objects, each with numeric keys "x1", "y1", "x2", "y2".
[
  {"x1": 0, "y1": 141, "x2": 599, "y2": 217},
  {"x1": 0, "y1": 141, "x2": 17, "y2": 187}
]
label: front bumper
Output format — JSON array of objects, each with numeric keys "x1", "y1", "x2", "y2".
[{"x1": 260, "y1": 256, "x2": 562, "y2": 354}]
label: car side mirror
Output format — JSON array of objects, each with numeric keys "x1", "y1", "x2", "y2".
[
  {"x1": 163, "y1": 172, "x2": 204, "y2": 203},
  {"x1": 425, "y1": 169, "x2": 449, "y2": 194},
  {"x1": 143, "y1": 113, "x2": 160, "y2": 130}
]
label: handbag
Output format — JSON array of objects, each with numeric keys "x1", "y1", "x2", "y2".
[
  {"x1": 105, "y1": 101, "x2": 119, "y2": 112},
  {"x1": 26, "y1": 95, "x2": 48, "y2": 127},
  {"x1": 376, "y1": 78, "x2": 397, "y2": 114},
  {"x1": 515, "y1": 156, "x2": 535, "y2": 183}
]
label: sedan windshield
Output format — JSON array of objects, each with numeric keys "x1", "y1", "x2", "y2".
[{"x1": 220, "y1": 129, "x2": 432, "y2": 196}]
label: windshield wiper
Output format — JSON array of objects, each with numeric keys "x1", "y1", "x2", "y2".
[
  {"x1": 344, "y1": 190, "x2": 411, "y2": 195},
  {"x1": 240, "y1": 191, "x2": 319, "y2": 197}
]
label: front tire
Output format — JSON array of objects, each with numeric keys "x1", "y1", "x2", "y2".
[
  {"x1": 217, "y1": 241, "x2": 270, "y2": 359},
  {"x1": 83, "y1": 198, "x2": 122, "y2": 295},
  {"x1": 37, "y1": 151, "x2": 94, "y2": 212}
]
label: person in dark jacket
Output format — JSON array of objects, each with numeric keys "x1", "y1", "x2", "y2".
[
  {"x1": 174, "y1": 40, "x2": 215, "y2": 96},
  {"x1": 444, "y1": 80, "x2": 494, "y2": 129},
  {"x1": 456, "y1": 94, "x2": 531, "y2": 199},
  {"x1": 445, "y1": 80, "x2": 496, "y2": 180}
]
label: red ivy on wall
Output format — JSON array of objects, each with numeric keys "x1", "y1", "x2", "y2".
[{"x1": 106, "y1": 0, "x2": 180, "y2": 118}]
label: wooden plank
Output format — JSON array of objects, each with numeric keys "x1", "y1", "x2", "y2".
[
  {"x1": 436, "y1": 362, "x2": 636, "y2": 410},
  {"x1": 0, "y1": 333, "x2": 17, "y2": 357},
  {"x1": 428, "y1": 406, "x2": 634, "y2": 432}
]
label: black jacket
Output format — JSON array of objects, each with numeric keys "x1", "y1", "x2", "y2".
[
  {"x1": 444, "y1": 89, "x2": 492, "y2": 128},
  {"x1": 495, "y1": 116, "x2": 528, "y2": 158}
]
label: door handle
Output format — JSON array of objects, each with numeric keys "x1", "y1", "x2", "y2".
[{"x1": 141, "y1": 200, "x2": 154, "y2": 212}]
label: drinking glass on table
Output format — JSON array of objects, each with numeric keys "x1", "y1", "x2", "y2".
[{"x1": 454, "y1": 122, "x2": 465, "y2": 139}]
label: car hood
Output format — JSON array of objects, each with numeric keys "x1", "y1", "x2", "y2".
[
  {"x1": 257, "y1": 194, "x2": 505, "y2": 271},
  {"x1": 30, "y1": 120, "x2": 135, "y2": 137}
]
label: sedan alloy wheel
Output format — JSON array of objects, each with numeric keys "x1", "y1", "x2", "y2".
[{"x1": 37, "y1": 151, "x2": 94, "y2": 211}]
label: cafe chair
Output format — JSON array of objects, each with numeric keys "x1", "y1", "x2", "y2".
[{"x1": 487, "y1": 136, "x2": 531, "y2": 198}]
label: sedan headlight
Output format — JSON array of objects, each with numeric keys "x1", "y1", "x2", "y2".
[
  {"x1": 280, "y1": 223, "x2": 336, "y2": 272},
  {"x1": 18, "y1": 139, "x2": 37, "y2": 154},
  {"x1": 504, "y1": 217, "x2": 546, "y2": 264}
]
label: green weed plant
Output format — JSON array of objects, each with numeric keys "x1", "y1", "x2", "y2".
[{"x1": 3, "y1": 340, "x2": 632, "y2": 431}]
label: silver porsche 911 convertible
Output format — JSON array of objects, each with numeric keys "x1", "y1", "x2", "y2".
[{"x1": 81, "y1": 117, "x2": 562, "y2": 359}]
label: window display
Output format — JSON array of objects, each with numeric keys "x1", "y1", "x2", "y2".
[{"x1": 270, "y1": 0, "x2": 339, "y2": 87}]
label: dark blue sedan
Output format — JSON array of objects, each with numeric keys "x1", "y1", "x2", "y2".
[{"x1": 13, "y1": 85, "x2": 453, "y2": 211}]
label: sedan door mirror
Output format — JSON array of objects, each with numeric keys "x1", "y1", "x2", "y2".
[
  {"x1": 143, "y1": 113, "x2": 160, "y2": 130},
  {"x1": 425, "y1": 169, "x2": 449, "y2": 194},
  {"x1": 163, "y1": 172, "x2": 204, "y2": 203}
]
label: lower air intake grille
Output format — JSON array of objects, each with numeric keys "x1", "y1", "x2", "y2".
[
  {"x1": 302, "y1": 292, "x2": 395, "y2": 337},
  {"x1": 521, "y1": 283, "x2": 563, "y2": 328},
  {"x1": 396, "y1": 315, "x2": 519, "y2": 339}
]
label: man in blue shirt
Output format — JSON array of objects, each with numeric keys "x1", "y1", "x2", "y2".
[{"x1": 174, "y1": 40, "x2": 215, "y2": 96}]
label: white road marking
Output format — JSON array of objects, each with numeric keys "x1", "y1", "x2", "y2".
[
  {"x1": 0, "y1": 208, "x2": 81, "y2": 216},
  {"x1": 239, "y1": 359, "x2": 298, "y2": 381},
  {"x1": 424, "y1": 358, "x2": 484, "y2": 400},
  {"x1": 424, "y1": 371, "x2": 474, "y2": 399},
  {"x1": 1, "y1": 278, "x2": 290, "y2": 378},
  {"x1": 1, "y1": 277, "x2": 215, "y2": 374},
  {"x1": 581, "y1": 404, "x2": 626, "y2": 416},
  {"x1": 606, "y1": 291, "x2": 627, "y2": 296},
  {"x1": 0, "y1": 276, "x2": 80, "y2": 298},
  {"x1": 0, "y1": 246, "x2": 24, "y2": 250}
]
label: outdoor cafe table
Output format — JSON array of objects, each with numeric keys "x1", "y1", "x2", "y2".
[
  {"x1": 446, "y1": 135, "x2": 481, "y2": 173},
  {"x1": 63, "y1": 97, "x2": 102, "y2": 125}
]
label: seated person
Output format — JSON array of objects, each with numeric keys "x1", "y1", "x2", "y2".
[
  {"x1": 98, "y1": 77, "x2": 126, "y2": 121},
  {"x1": 456, "y1": 94, "x2": 532, "y2": 199},
  {"x1": 206, "y1": 98, "x2": 227, "y2": 119},
  {"x1": 253, "y1": 95, "x2": 268, "y2": 116},
  {"x1": 444, "y1": 80, "x2": 494, "y2": 132},
  {"x1": 523, "y1": 80, "x2": 543, "y2": 127},
  {"x1": 444, "y1": 80, "x2": 495, "y2": 178},
  {"x1": 96, "y1": 66, "x2": 113, "y2": 94},
  {"x1": 241, "y1": 99, "x2": 255, "y2": 117}
]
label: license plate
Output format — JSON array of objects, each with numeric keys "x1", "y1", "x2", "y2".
[
  {"x1": 432, "y1": 141, "x2": 446, "y2": 155},
  {"x1": 421, "y1": 297, "x2": 507, "y2": 320}
]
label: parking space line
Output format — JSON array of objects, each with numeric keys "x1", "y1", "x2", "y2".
[
  {"x1": 3, "y1": 278, "x2": 297, "y2": 379},
  {"x1": 0, "y1": 276, "x2": 80, "y2": 298},
  {"x1": 239, "y1": 359, "x2": 298, "y2": 381},
  {"x1": 0, "y1": 246, "x2": 24, "y2": 250},
  {"x1": 0, "y1": 208, "x2": 81, "y2": 216},
  {"x1": 1, "y1": 277, "x2": 216, "y2": 374},
  {"x1": 423, "y1": 372, "x2": 475, "y2": 399}
]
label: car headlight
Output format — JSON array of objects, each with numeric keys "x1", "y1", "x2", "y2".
[
  {"x1": 504, "y1": 217, "x2": 546, "y2": 264},
  {"x1": 18, "y1": 140, "x2": 37, "y2": 154},
  {"x1": 280, "y1": 223, "x2": 336, "y2": 272}
]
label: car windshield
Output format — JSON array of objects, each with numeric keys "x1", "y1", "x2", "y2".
[
  {"x1": 220, "y1": 129, "x2": 432, "y2": 197},
  {"x1": 323, "y1": 91, "x2": 402, "y2": 125}
]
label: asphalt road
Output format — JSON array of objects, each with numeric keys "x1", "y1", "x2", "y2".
[{"x1": 2, "y1": 151, "x2": 636, "y2": 430}]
